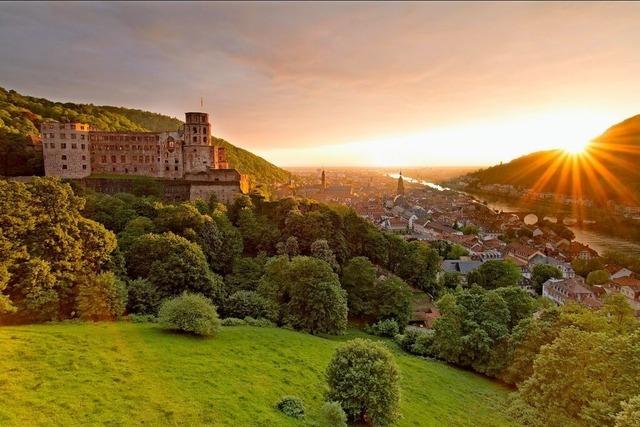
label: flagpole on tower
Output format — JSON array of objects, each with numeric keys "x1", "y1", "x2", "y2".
[{"x1": 200, "y1": 97, "x2": 204, "y2": 110}]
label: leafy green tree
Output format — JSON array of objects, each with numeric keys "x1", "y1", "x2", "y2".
[
  {"x1": 326, "y1": 339, "x2": 400, "y2": 426},
  {"x1": 158, "y1": 292, "x2": 221, "y2": 337},
  {"x1": 571, "y1": 257, "x2": 604, "y2": 278},
  {"x1": 153, "y1": 203, "x2": 206, "y2": 237},
  {"x1": 209, "y1": 212, "x2": 243, "y2": 274},
  {"x1": 223, "y1": 290, "x2": 276, "y2": 321},
  {"x1": 439, "y1": 271, "x2": 462, "y2": 291},
  {"x1": 586, "y1": 269, "x2": 610, "y2": 286},
  {"x1": 447, "y1": 244, "x2": 469, "y2": 260},
  {"x1": 467, "y1": 260, "x2": 521, "y2": 289},
  {"x1": 224, "y1": 256, "x2": 267, "y2": 294},
  {"x1": 341, "y1": 257, "x2": 378, "y2": 316},
  {"x1": 76, "y1": 272, "x2": 127, "y2": 321},
  {"x1": 516, "y1": 328, "x2": 640, "y2": 426},
  {"x1": 461, "y1": 225, "x2": 479, "y2": 235},
  {"x1": 117, "y1": 216, "x2": 155, "y2": 253},
  {"x1": 531, "y1": 264, "x2": 562, "y2": 294},
  {"x1": 126, "y1": 278, "x2": 161, "y2": 315},
  {"x1": 310, "y1": 239, "x2": 339, "y2": 271},
  {"x1": 82, "y1": 193, "x2": 137, "y2": 233},
  {"x1": 494, "y1": 287, "x2": 536, "y2": 330},
  {"x1": 395, "y1": 241, "x2": 441, "y2": 296},
  {"x1": 600, "y1": 294, "x2": 637, "y2": 334},
  {"x1": 0, "y1": 178, "x2": 117, "y2": 323},
  {"x1": 126, "y1": 232, "x2": 223, "y2": 304},
  {"x1": 258, "y1": 256, "x2": 347, "y2": 334},
  {"x1": 196, "y1": 217, "x2": 224, "y2": 269}
]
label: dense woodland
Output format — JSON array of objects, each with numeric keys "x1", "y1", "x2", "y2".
[
  {"x1": 0, "y1": 86, "x2": 289, "y2": 184},
  {"x1": 1, "y1": 177, "x2": 639, "y2": 426}
]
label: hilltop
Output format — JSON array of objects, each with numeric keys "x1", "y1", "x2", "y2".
[
  {"x1": 465, "y1": 114, "x2": 640, "y2": 203},
  {"x1": 0, "y1": 87, "x2": 289, "y2": 184},
  {"x1": 0, "y1": 322, "x2": 515, "y2": 426}
]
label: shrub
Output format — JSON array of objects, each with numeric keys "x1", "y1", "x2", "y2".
[
  {"x1": 221, "y1": 317, "x2": 246, "y2": 326},
  {"x1": 276, "y1": 396, "x2": 305, "y2": 419},
  {"x1": 126, "y1": 278, "x2": 161, "y2": 315},
  {"x1": 366, "y1": 319, "x2": 400, "y2": 337},
  {"x1": 243, "y1": 316, "x2": 275, "y2": 327},
  {"x1": 320, "y1": 401, "x2": 347, "y2": 427},
  {"x1": 158, "y1": 293, "x2": 220, "y2": 336},
  {"x1": 410, "y1": 330, "x2": 435, "y2": 356},
  {"x1": 395, "y1": 328, "x2": 428, "y2": 352},
  {"x1": 224, "y1": 290, "x2": 276, "y2": 321},
  {"x1": 129, "y1": 313, "x2": 157, "y2": 323},
  {"x1": 76, "y1": 272, "x2": 127, "y2": 321},
  {"x1": 326, "y1": 339, "x2": 401, "y2": 426}
]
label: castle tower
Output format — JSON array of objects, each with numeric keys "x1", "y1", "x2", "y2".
[
  {"x1": 397, "y1": 171, "x2": 405, "y2": 196},
  {"x1": 183, "y1": 112, "x2": 214, "y2": 174}
]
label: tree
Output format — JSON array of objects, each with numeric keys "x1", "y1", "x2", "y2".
[
  {"x1": 209, "y1": 212, "x2": 243, "y2": 274},
  {"x1": 468, "y1": 260, "x2": 521, "y2": 289},
  {"x1": 461, "y1": 225, "x2": 479, "y2": 235},
  {"x1": 153, "y1": 203, "x2": 206, "y2": 237},
  {"x1": 224, "y1": 256, "x2": 267, "y2": 294},
  {"x1": 223, "y1": 290, "x2": 276, "y2": 321},
  {"x1": 531, "y1": 264, "x2": 562, "y2": 294},
  {"x1": 341, "y1": 257, "x2": 377, "y2": 316},
  {"x1": 126, "y1": 278, "x2": 161, "y2": 315},
  {"x1": 586, "y1": 269, "x2": 610, "y2": 286},
  {"x1": 76, "y1": 272, "x2": 127, "y2": 321},
  {"x1": 494, "y1": 286, "x2": 537, "y2": 330},
  {"x1": 615, "y1": 395, "x2": 640, "y2": 427},
  {"x1": 515, "y1": 328, "x2": 640, "y2": 426},
  {"x1": 0, "y1": 178, "x2": 117, "y2": 323},
  {"x1": 439, "y1": 271, "x2": 462, "y2": 291},
  {"x1": 126, "y1": 232, "x2": 223, "y2": 304},
  {"x1": 258, "y1": 256, "x2": 347, "y2": 334},
  {"x1": 310, "y1": 239, "x2": 339, "y2": 271},
  {"x1": 158, "y1": 292, "x2": 221, "y2": 337},
  {"x1": 600, "y1": 294, "x2": 637, "y2": 334},
  {"x1": 395, "y1": 241, "x2": 441, "y2": 296},
  {"x1": 447, "y1": 244, "x2": 469, "y2": 260},
  {"x1": 326, "y1": 339, "x2": 400, "y2": 426}
]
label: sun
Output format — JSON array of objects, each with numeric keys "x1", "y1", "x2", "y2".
[{"x1": 561, "y1": 138, "x2": 589, "y2": 154}]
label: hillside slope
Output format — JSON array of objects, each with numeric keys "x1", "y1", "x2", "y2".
[
  {"x1": 0, "y1": 322, "x2": 515, "y2": 426},
  {"x1": 0, "y1": 86, "x2": 289, "y2": 184},
  {"x1": 467, "y1": 114, "x2": 640, "y2": 203}
]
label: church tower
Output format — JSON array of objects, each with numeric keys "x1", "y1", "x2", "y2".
[
  {"x1": 183, "y1": 112, "x2": 214, "y2": 174},
  {"x1": 397, "y1": 171, "x2": 405, "y2": 196},
  {"x1": 321, "y1": 169, "x2": 326, "y2": 189}
]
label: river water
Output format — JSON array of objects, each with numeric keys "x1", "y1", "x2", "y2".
[{"x1": 388, "y1": 173, "x2": 640, "y2": 256}]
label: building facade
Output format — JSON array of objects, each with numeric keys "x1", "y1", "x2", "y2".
[{"x1": 41, "y1": 112, "x2": 249, "y2": 203}]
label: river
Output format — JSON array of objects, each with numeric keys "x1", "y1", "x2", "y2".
[{"x1": 388, "y1": 173, "x2": 640, "y2": 256}]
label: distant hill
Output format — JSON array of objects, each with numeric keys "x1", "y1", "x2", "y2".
[
  {"x1": 466, "y1": 114, "x2": 640, "y2": 204},
  {"x1": 0, "y1": 86, "x2": 289, "y2": 185}
]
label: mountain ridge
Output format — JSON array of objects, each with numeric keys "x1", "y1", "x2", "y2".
[
  {"x1": 464, "y1": 114, "x2": 640, "y2": 203},
  {"x1": 0, "y1": 86, "x2": 289, "y2": 185}
]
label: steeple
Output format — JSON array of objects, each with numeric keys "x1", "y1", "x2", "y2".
[
  {"x1": 397, "y1": 171, "x2": 405, "y2": 196},
  {"x1": 321, "y1": 169, "x2": 326, "y2": 189}
]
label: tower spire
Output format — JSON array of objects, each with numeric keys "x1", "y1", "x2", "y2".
[
  {"x1": 200, "y1": 97, "x2": 204, "y2": 110},
  {"x1": 397, "y1": 171, "x2": 405, "y2": 196}
]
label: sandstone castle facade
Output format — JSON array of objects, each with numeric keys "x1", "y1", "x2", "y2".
[{"x1": 41, "y1": 112, "x2": 249, "y2": 203}]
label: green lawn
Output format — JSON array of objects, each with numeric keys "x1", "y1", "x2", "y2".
[{"x1": 0, "y1": 322, "x2": 516, "y2": 426}]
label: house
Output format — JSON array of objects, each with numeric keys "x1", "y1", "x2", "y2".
[
  {"x1": 559, "y1": 241, "x2": 598, "y2": 260},
  {"x1": 604, "y1": 264, "x2": 634, "y2": 280},
  {"x1": 441, "y1": 260, "x2": 483, "y2": 275},
  {"x1": 378, "y1": 216, "x2": 409, "y2": 234},
  {"x1": 529, "y1": 255, "x2": 575, "y2": 278},
  {"x1": 542, "y1": 277, "x2": 601, "y2": 308}
]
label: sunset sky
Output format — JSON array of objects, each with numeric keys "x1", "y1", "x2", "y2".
[{"x1": 1, "y1": 2, "x2": 640, "y2": 167}]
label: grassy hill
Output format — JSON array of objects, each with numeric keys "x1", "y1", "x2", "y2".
[
  {"x1": 0, "y1": 322, "x2": 515, "y2": 426},
  {"x1": 0, "y1": 86, "x2": 289, "y2": 184},
  {"x1": 466, "y1": 114, "x2": 640, "y2": 203}
]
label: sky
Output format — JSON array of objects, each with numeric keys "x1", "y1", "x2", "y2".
[{"x1": 1, "y1": 2, "x2": 640, "y2": 167}]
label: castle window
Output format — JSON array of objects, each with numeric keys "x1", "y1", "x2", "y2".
[
  {"x1": 193, "y1": 127, "x2": 198, "y2": 133},
  {"x1": 44, "y1": 143, "x2": 48, "y2": 148},
  {"x1": 81, "y1": 144, "x2": 85, "y2": 150},
  {"x1": 174, "y1": 166, "x2": 178, "y2": 171},
  {"x1": 111, "y1": 155, "x2": 116, "y2": 163},
  {"x1": 203, "y1": 136, "x2": 207, "y2": 143},
  {"x1": 120, "y1": 155, "x2": 126, "y2": 163},
  {"x1": 134, "y1": 167, "x2": 137, "y2": 172},
  {"x1": 71, "y1": 134, "x2": 76, "y2": 139},
  {"x1": 82, "y1": 155, "x2": 86, "y2": 160},
  {"x1": 165, "y1": 166, "x2": 170, "y2": 171},
  {"x1": 82, "y1": 165, "x2": 87, "y2": 170},
  {"x1": 51, "y1": 143, "x2": 55, "y2": 148},
  {"x1": 71, "y1": 143, "x2": 77, "y2": 149},
  {"x1": 60, "y1": 133, "x2": 66, "y2": 139},
  {"x1": 101, "y1": 156, "x2": 106, "y2": 163},
  {"x1": 193, "y1": 136, "x2": 197, "y2": 143},
  {"x1": 61, "y1": 143, "x2": 66, "y2": 149},
  {"x1": 49, "y1": 133, "x2": 54, "y2": 138},
  {"x1": 81, "y1": 135, "x2": 85, "y2": 140},
  {"x1": 61, "y1": 155, "x2": 67, "y2": 160},
  {"x1": 62, "y1": 164, "x2": 67, "y2": 170}
]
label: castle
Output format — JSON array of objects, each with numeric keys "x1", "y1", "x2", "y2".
[{"x1": 41, "y1": 112, "x2": 249, "y2": 203}]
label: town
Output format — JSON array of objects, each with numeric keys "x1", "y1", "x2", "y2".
[{"x1": 277, "y1": 167, "x2": 640, "y2": 317}]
